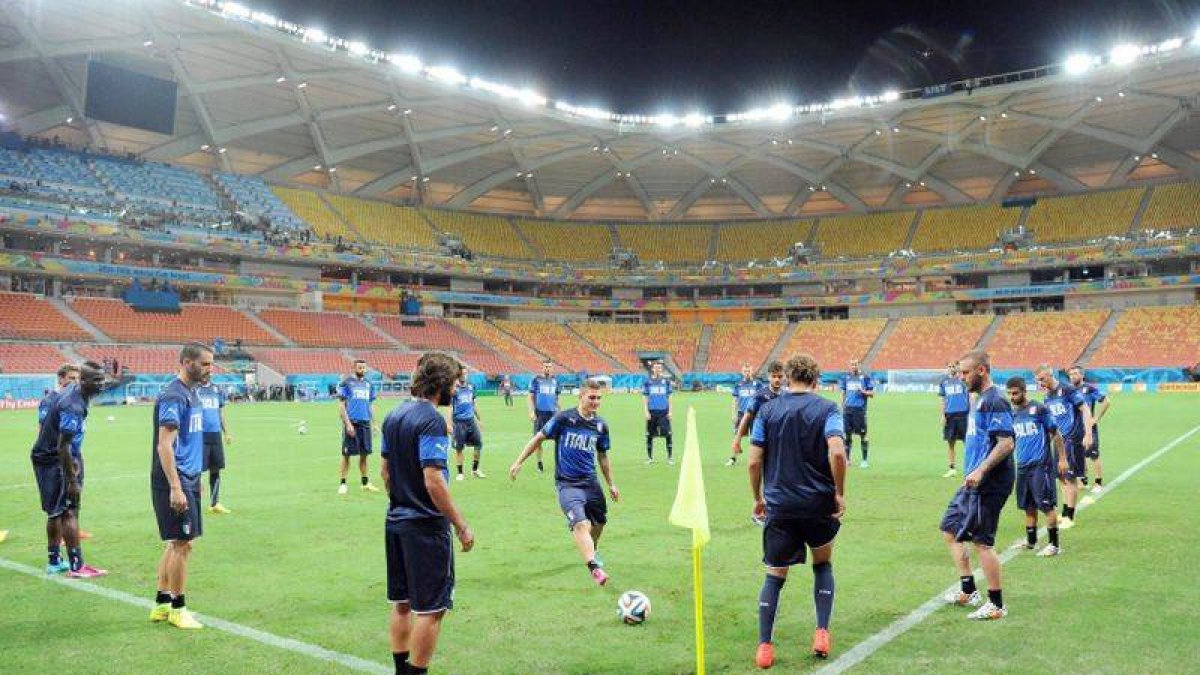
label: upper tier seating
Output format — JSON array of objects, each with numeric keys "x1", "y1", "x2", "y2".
[
  {"x1": 449, "y1": 319, "x2": 552, "y2": 372},
  {"x1": 214, "y1": 173, "x2": 306, "y2": 230},
  {"x1": 988, "y1": 310, "x2": 1110, "y2": 369},
  {"x1": 572, "y1": 323, "x2": 702, "y2": 371},
  {"x1": 715, "y1": 220, "x2": 814, "y2": 262},
  {"x1": 326, "y1": 195, "x2": 437, "y2": 249},
  {"x1": 1089, "y1": 305, "x2": 1200, "y2": 368},
  {"x1": 705, "y1": 322, "x2": 788, "y2": 372},
  {"x1": 71, "y1": 298, "x2": 281, "y2": 345},
  {"x1": 516, "y1": 220, "x2": 613, "y2": 262},
  {"x1": 271, "y1": 187, "x2": 359, "y2": 241},
  {"x1": 615, "y1": 223, "x2": 712, "y2": 264},
  {"x1": 871, "y1": 315, "x2": 994, "y2": 370},
  {"x1": 494, "y1": 321, "x2": 614, "y2": 373},
  {"x1": 0, "y1": 293, "x2": 91, "y2": 340},
  {"x1": 814, "y1": 212, "x2": 913, "y2": 258},
  {"x1": 421, "y1": 210, "x2": 534, "y2": 259},
  {"x1": 1138, "y1": 183, "x2": 1200, "y2": 233},
  {"x1": 252, "y1": 348, "x2": 352, "y2": 374},
  {"x1": 371, "y1": 316, "x2": 514, "y2": 374},
  {"x1": 258, "y1": 309, "x2": 391, "y2": 348},
  {"x1": 1025, "y1": 188, "x2": 1143, "y2": 244},
  {"x1": 92, "y1": 158, "x2": 221, "y2": 215},
  {"x1": 782, "y1": 319, "x2": 887, "y2": 369},
  {"x1": 911, "y1": 204, "x2": 1022, "y2": 253},
  {"x1": 77, "y1": 345, "x2": 225, "y2": 374},
  {"x1": 0, "y1": 344, "x2": 69, "y2": 373}
]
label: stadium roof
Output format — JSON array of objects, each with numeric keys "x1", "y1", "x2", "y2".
[{"x1": 2, "y1": 0, "x2": 1200, "y2": 221}]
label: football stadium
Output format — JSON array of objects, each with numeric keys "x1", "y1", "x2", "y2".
[{"x1": 1, "y1": 0, "x2": 1199, "y2": 673}]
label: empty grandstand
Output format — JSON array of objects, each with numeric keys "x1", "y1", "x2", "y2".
[
  {"x1": 258, "y1": 309, "x2": 392, "y2": 348},
  {"x1": 449, "y1": 318, "x2": 554, "y2": 372},
  {"x1": 326, "y1": 196, "x2": 438, "y2": 250},
  {"x1": 705, "y1": 322, "x2": 788, "y2": 372},
  {"x1": 0, "y1": 344, "x2": 68, "y2": 373},
  {"x1": 0, "y1": 293, "x2": 91, "y2": 341},
  {"x1": 1025, "y1": 188, "x2": 1145, "y2": 244},
  {"x1": 870, "y1": 315, "x2": 995, "y2": 371},
  {"x1": 70, "y1": 298, "x2": 282, "y2": 345},
  {"x1": 814, "y1": 212, "x2": 915, "y2": 259},
  {"x1": 783, "y1": 319, "x2": 888, "y2": 370},
  {"x1": 988, "y1": 310, "x2": 1110, "y2": 369},
  {"x1": 494, "y1": 321, "x2": 615, "y2": 373},
  {"x1": 574, "y1": 322, "x2": 703, "y2": 372},
  {"x1": 1089, "y1": 305, "x2": 1200, "y2": 368},
  {"x1": 910, "y1": 204, "x2": 1022, "y2": 253}
]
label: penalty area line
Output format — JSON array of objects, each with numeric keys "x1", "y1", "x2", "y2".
[
  {"x1": 0, "y1": 557, "x2": 389, "y2": 674},
  {"x1": 817, "y1": 423, "x2": 1200, "y2": 675}
]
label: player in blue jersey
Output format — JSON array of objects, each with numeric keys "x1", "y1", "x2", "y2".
[
  {"x1": 940, "y1": 350, "x2": 1015, "y2": 621},
  {"x1": 938, "y1": 361, "x2": 971, "y2": 478},
  {"x1": 338, "y1": 359, "x2": 381, "y2": 494},
  {"x1": 38, "y1": 363, "x2": 80, "y2": 428},
  {"x1": 30, "y1": 361, "x2": 107, "y2": 578},
  {"x1": 510, "y1": 379, "x2": 620, "y2": 587},
  {"x1": 642, "y1": 361, "x2": 674, "y2": 465},
  {"x1": 196, "y1": 375, "x2": 232, "y2": 514},
  {"x1": 381, "y1": 352, "x2": 475, "y2": 675},
  {"x1": 725, "y1": 364, "x2": 763, "y2": 466},
  {"x1": 149, "y1": 343, "x2": 213, "y2": 630},
  {"x1": 840, "y1": 360, "x2": 874, "y2": 468},
  {"x1": 1006, "y1": 377, "x2": 1068, "y2": 557},
  {"x1": 451, "y1": 366, "x2": 486, "y2": 481},
  {"x1": 528, "y1": 360, "x2": 560, "y2": 474},
  {"x1": 1068, "y1": 365, "x2": 1110, "y2": 501},
  {"x1": 1034, "y1": 365, "x2": 1094, "y2": 529},
  {"x1": 730, "y1": 360, "x2": 784, "y2": 467},
  {"x1": 749, "y1": 354, "x2": 847, "y2": 665}
]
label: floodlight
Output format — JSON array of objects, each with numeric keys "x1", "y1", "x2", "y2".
[
  {"x1": 392, "y1": 54, "x2": 423, "y2": 74},
  {"x1": 1064, "y1": 53, "x2": 1094, "y2": 75},
  {"x1": 1109, "y1": 43, "x2": 1139, "y2": 66}
]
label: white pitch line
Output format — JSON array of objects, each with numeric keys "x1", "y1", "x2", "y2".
[
  {"x1": 0, "y1": 557, "x2": 389, "y2": 674},
  {"x1": 818, "y1": 423, "x2": 1200, "y2": 675}
]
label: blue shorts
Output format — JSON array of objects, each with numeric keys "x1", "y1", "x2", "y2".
[
  {"x1": 647, "y1": 411, "x2": 672, "y2": 438},
  {"x1": 844, "y1": 408, "x2": 867, "y2": 435},
  {"x1": 534, "y1": 411, "x2": 555, "y2": 435},
  {"x1": 386, "y1": 520, "x2": 454, "y2": 614},
  {"x1": 762, "y1": 516, "x2": 840, "y2": 568},
  {"x1": 1084, "y1": 428, "x2": 1101, "y2": 459},
  {"x1": 943, "y1": 413, "x2": 968, "y2": 442},
  {"x1": 203, "y1": 432, "x2": 225, "y2": 471},
  {"x1": 1015, "y1": 463, "x2": 1057, "y2": 512},
  {"x1": 1065, "y1": 437, "x2": 1086, "y2": 479},
  {"x1": 556, "y1": 479, "x2": 607, "y2": 529},
  {"x1": 940, "y1": 486, "x2": 1010, "y2": 547},
  {"x1": 32, "y1": 461, "x2": 74, "y2": 518},
  {"x1": 152, "y1": 474, "x2": 202, "y2": 541},
  {"x1": 452, "y1": 419, "x2": 482, "y2": 450},
  {"x1": 343, "y1": 421, "x2": 373, "y2": 456}
]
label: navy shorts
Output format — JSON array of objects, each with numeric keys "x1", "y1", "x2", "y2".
[
  {"x1": 343, "y1": 421, "x2": 373, "y2": 456},
  {"x1": 1015, "y1": 464, "x2": 1058, "y2": 512},
  {"x1": 1065, "y1": 437, "x2": 1087, "y2": 479},
  {"x1": 452, "y1": 419, "x2": 482, "y2": 450},
  {"x1": 647, "y1": 411, "x2": 672, "y2": 438},
  {"x1": 152, "y1": 476, "x2": 203, "y2": 541},
  {"x1": 203, "y1": 432, "x2": 225, "y2": 471},
  {"x1": 556, "y1": 479, "x2": 607, "y2": 529},
  {"x1": 32, "y1": 461, "x2": 75, "y2": 518},
  {"x1": 386, "y1": 520, "x2": 454, "y2": 613},
  {"x1": 534, "y1": 411, "x2": 555, "y2": 435},
  {"x1": 762, "y1": 516, "x2": 840, "y2": 568},
  {"x1": 844, "y1": 408, "x2": 867, "y2": 435},
  {"x1": 1084, "y1": 428, "x2": 1101, "y2": 459},
  {"x1": 940, "y1": 486, "x2": 1010, "y2": 547},
  {"x1": 943, "y1": 412, "x2": 968, "y2": 442}
]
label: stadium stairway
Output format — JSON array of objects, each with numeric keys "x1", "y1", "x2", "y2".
[
  {"x1": 357, "y1": 315, "x2": 407, "y2": 349},
  {"x1": 974, "y1": 314, "x2": 1006, "y2": 352},
  {"x1": 319, "y1": 193, "x2": 369, "y2": 241},
  {"x1": 564, "y1": 324, "x2": 627, "y2": 372},
  {"x1": 692, "y1": 325, "x2": 714, "y2": 373},
  {"x1": 243, "y1": 310, "x2": 297, "y2": 346},
  {"x1": 1128, "y1": 187, "x2": 1154, "y2": 234},
  {"x1": 861, "y1": 319, "x2": 898, "y2": 371},
  {"x1": 50, "y1": 298, "x2": 111, "y2": 342},
  {"x1": 1078, "y1": 308, "x2": 1126, "y2": 366},
  {"x1": 763, "y1": 322, "x2": 798, "y2": 368},
  {"x1": 508, "y1": 220, "x2": 544, "y2": 259}
]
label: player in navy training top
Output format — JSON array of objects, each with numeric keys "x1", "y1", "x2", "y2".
[
  {"x1": 30, "y1": 361, "x2": 106, "y2": 578},
  {"x1": 337, "y1": 359, "x2": 380, "y2": 494},
  {"x1": 38, "y1": 363, "x2": 80, "y2": 428},
  {"x1": 725, "y1": 364, "x2": 763, "y2": 466},
  {"x1": 451, "y1": 366, "x2": 486, "y2": 481},
  {"x1": 748, "y1": 354, "x2": 847, "y2": 665},
  {"x1": 1035, "y1": 365, "x2": 1094, "y2": 529},
  {"x1": 730, "y1": 360, "x2": 784, "y2": 467},
  {"x1": 642, "y1": 361, "x2": 674, "y2": 464},
  {"x1": 938, "y1": 361, "x2": 971, "y2": 477},
  {"x1": 939, "y1": 350, "x2": 1015, "y2": 621},
  {"x1": 196, "y1": 375, "x2": 232, "y2": 514},
  {"x1": 149, "y1": 343, "x2": 213, "y2": 630},
  {"x1": 528, "y1": 360, "x2": 559, "y2": 474},
  {"x1": 1006, "y1": 377, "x2": 1068, "y2": 557},
  {"x1": 380, "y1": 352, "x2": 474, "y2": 675},
  {"x1": 840, "y1": 360, "x2": 875, "y2": 467},
  {"x1": 1068, "y1": 365, "x2": 1111, "y2": 498},
  {"x1": 511, "y1": 379, "x2": 620, "y2": 587}
]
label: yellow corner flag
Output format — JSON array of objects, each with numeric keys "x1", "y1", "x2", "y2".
[{"x1": 669, "y1": 406, "x2": 710, "y2": 674}]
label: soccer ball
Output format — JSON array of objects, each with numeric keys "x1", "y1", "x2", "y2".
[
  {"x1": 297, "y1": 420, "x2": 308, "y2": 435},
  {"x1": 617, "y1": 590, "x2": 650, "y2": 625}
]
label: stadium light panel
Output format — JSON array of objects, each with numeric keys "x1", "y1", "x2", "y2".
[
  {"x1": 682, "y1": 113, "x2": 706, "y2": 128},
  {"x1": 220, "y1": 2, "x2": 251, "y2": 19},
  {"x1": 392, "y1": 54, "x2": 423, "y2": 74},
  {"x1": 347, "y1": 41, "x2": 369, "y2": 57},
  {"x1": 250, "y1": 11, "x2": 278, "y2": 26},
  {"x1": 1064, "y1": 53, "x2": 1095, "y2": 75},
  {"x1": 1109, "y1": 43, "x2": 1140, "y2": 66},
  {"x1": 303, "y1": 27, "x2": 328, "y2": 44},
  {"x1": 428, "y1": 66, "x2": 467, "y2": 86},
  {"x1": 1159, "y1": 37, "x2": 1183, "y2": 52}
]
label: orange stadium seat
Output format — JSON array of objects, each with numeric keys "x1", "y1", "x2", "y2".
[
  {"x1": 571, "y1": 323, "x2": 702, "y2": 372},
  {"x1": 448, "y1": 319, "x2": 552, "y2": 372},
  {"x1": 871, "y1": 315, "x2": 994, "y2": 370},
  {"x1": 1089, "y1": 305, "x2": 1200, "y2": 368},
  {"x1": 251, "y1": 349, "x2": 353, "y2": 374},
  {"x1": 371, "y1": 315, "x2": 515, "y2": 374},
  {"x1": 0, "y1": 344, "x2": 69, "y2": 373},
  {"x1": 705, "y1": 322, "x2": 788, "y2": 372},
  {"x1": 988, "y1": 310, "x2": 1109, "y2": 370},
  {"x1": 71, "y1": 298, "x2": 281, "y2": 345},
  {"x1": 77, "y1": 345, "x2": 225, "y2": 375},
  {"x1": 494, "y1": 321, "x2": 613, "y2": 373},
  {"x1": 782, "y1": 319, "x2": 887, "y2": 370},
  {"x1": 352, "y1": 350, "x2": 423, "y2": 378},
  {"x1": 258, "y1": 309, "x2": 391, "y2": 348},
  {"x1": 0, "y1": 292, "x2": 90, "y2": 340}
]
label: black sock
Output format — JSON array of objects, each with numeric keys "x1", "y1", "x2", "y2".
[
  {"x1": 666, "y1": 437, "x2": 673, "y2": 458},
  {"x1": 361, "y1": 475, "x2": 369, "y2": 486},
  {"x1": 1080, "y1": 476, "x2": 1089, "y2": 486},
  {"x1": 812, "y1": 562, "x2": 835, "y2": 630},
  {"x1": 960, "y1": 575, "x2": 976, "y2": 595},
  {"x1": 472, "y1": 459, "x2": 479, "y2": 472},
  {"x1": 171, "y1": 594, "x2": 186, "y2": 609},
  {"x1": 1095, "y1": 478, "x2": 1103, "y2": 486},
  {"x1": 728, "y1": 456, "x2": 737, "y2": 464},
  {"x1": 537, "y1": 460, "x2": 543, "y2": 471},
  {"x1": 862, "y1": 440, "x2": 869, "y2": 461},
  {"x1": 456, "y1": 464, "x2": 463, "y2": 475},
  {"x1": 587, "y1": 560, "x2": 600, "y2": 571},
  {"x1": 156, "y1": 590, "x2": 172, "y2": 605},
  {"x1": 67, "y1": 547, "x2": 83, "y2": 571},
  {"x1": 48, "y1": 545, "x2": 62, "y2": 566},
  {"x1": 1061, "y1": 504, "x2": 1068, "y2": 517},
  {"x1": 340, "y1": 478, "x2": 346, "y2": 485},
  {"x1": 210, "y1": 473, "x2": 221, "y2": 507},
  {"x1": 988, "y1": 588, "x2": 1003, "y2": 609},
  {"x1": 1064, "y1": 506, "x2": 1076, "y2": 519},
  {"x1": 646, "y1": 437, "x2": 653, "y2": 459},
  {"x1": 1048, "y1": 527, "x2": 1059, "y2": 547},
  {"x1": 406, "y1": 665, "x2": 428, "y2": 675},
  {"x1": 758, "y1": 574, "x2": 786, "y2": 643},
  {"x1": 393, "y1": 652, "x2": 409, "y2": 674},
  {"x1": 948, "y1": 463, "x2": 955, "y2": 469},
  {"x1": 1026, "y1": 526, "x2": 1037, "y2": 547}
]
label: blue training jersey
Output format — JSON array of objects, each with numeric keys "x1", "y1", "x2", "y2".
[
  {"x1": 750, "y1": 391, "x2": 845, "y2": 519},
  {"x1": 1013, "y1": 402, "x2": 1058, "y2": 467},
  {"x1": 642, "y1": 377, "x2": 672, "y2": 412},
  {"x1": 1077, "y1": 382, "x2": 1106, "y2": 430},
  {"x1": 938, "y1": 377, "x2": 970, "y2": 414},
  {"x1": 542, "y1": 409, "x2": 611, "y2": 483},
  {"x1": 747, "y1": 386, "x2": 783, "y2": 415},
  {"x1": 530, "y1": 376, "x2": 559, "y2": 413},
  {"x1": 30, "y1": 384, "x2": 88, "y2": 464},
  {"x1": 841, "y1": 374, "x2": 874, "y2": 409},
  {"x1": 381, "y1": 399, "x2": 451, "y2": 525},
  {"x1": 38, "y1": 389, "x2": 60, "y2": 425},
  {"x1": 195, "y1": 383, "x2": 225, "y2": 433},
  {"x1": 733, "y1": 379, "x2": 762, "y2": 414},
  {"x1": 338, "y1": 376, "x2": 376, "y2": 422},
  {"x1": 963, "y1": 385, "x2": 1015, "y2": 490},
  {"x1": 1043, "y1": 382, "x2": 1087, "y2": 441},
  {"x1": 152, "y1": 378, "x2": 205, "y2": 486},
  {"x1": 452, "y1": 384, "x2": 477, "y2": 421}
]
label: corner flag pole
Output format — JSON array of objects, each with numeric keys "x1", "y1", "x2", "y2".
[
  {"x1": 692, "y1": 532, "x2": 706, "y2": 675},
  {"x1": 669, "y1": 407, "x2": 711, "y2": 675}
]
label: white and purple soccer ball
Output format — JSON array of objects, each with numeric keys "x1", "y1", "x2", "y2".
[{"x1": 617, "y1": 590, "x2": 650, "y2": 625}]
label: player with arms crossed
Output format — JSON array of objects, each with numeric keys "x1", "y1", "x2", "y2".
[
  {"x1": 749, "y1": 354, "x2": 847, "y2": 666},
  {"x1": 380, "y1": 353, "x2": 475, "y2": 675},
  {"x1": 510, "y1": 379, "x2": 619, "y2": 587},
  {"x1": 642, "y1": 361, "x2": 674, "y2": 465},
  {"x1": 1007, "y1": 377, "x2": 1068, "y2": 557},
  {"x1": 196, "y1": 375, "x2": 232, "y2": 514},
  {"x1": 726, "y1": 363, "x2": 763, "y2": 466},
  {"x1": 938, "y1": 361, "x2": 970, "y2": 478},
  {"x1": 451, "y1": 366, "x2": 486, "y2": 481},
  {"x1": 1068, "y1": 365, "x2": 1110, "y2": 503},
  {"x1": 1034, "y1": 365, "x2": 1094, "y2": 529},
  {"x1": 338, "y1": 359, "x2": 380, "y2": 494},
  {"x1": 940, "y1": 350, "x2": 1015, "y2": 620},
  {"x1": 840, "y1": 360, "x2": 874, "y2": 468},
  {"x1": 528, "y1": 360, "x2": 559, "y2": 474}
]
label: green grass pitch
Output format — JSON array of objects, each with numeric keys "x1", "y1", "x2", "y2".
[{"x1": 1, "y1": 391, "x2": 1197, "y2": 674}]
